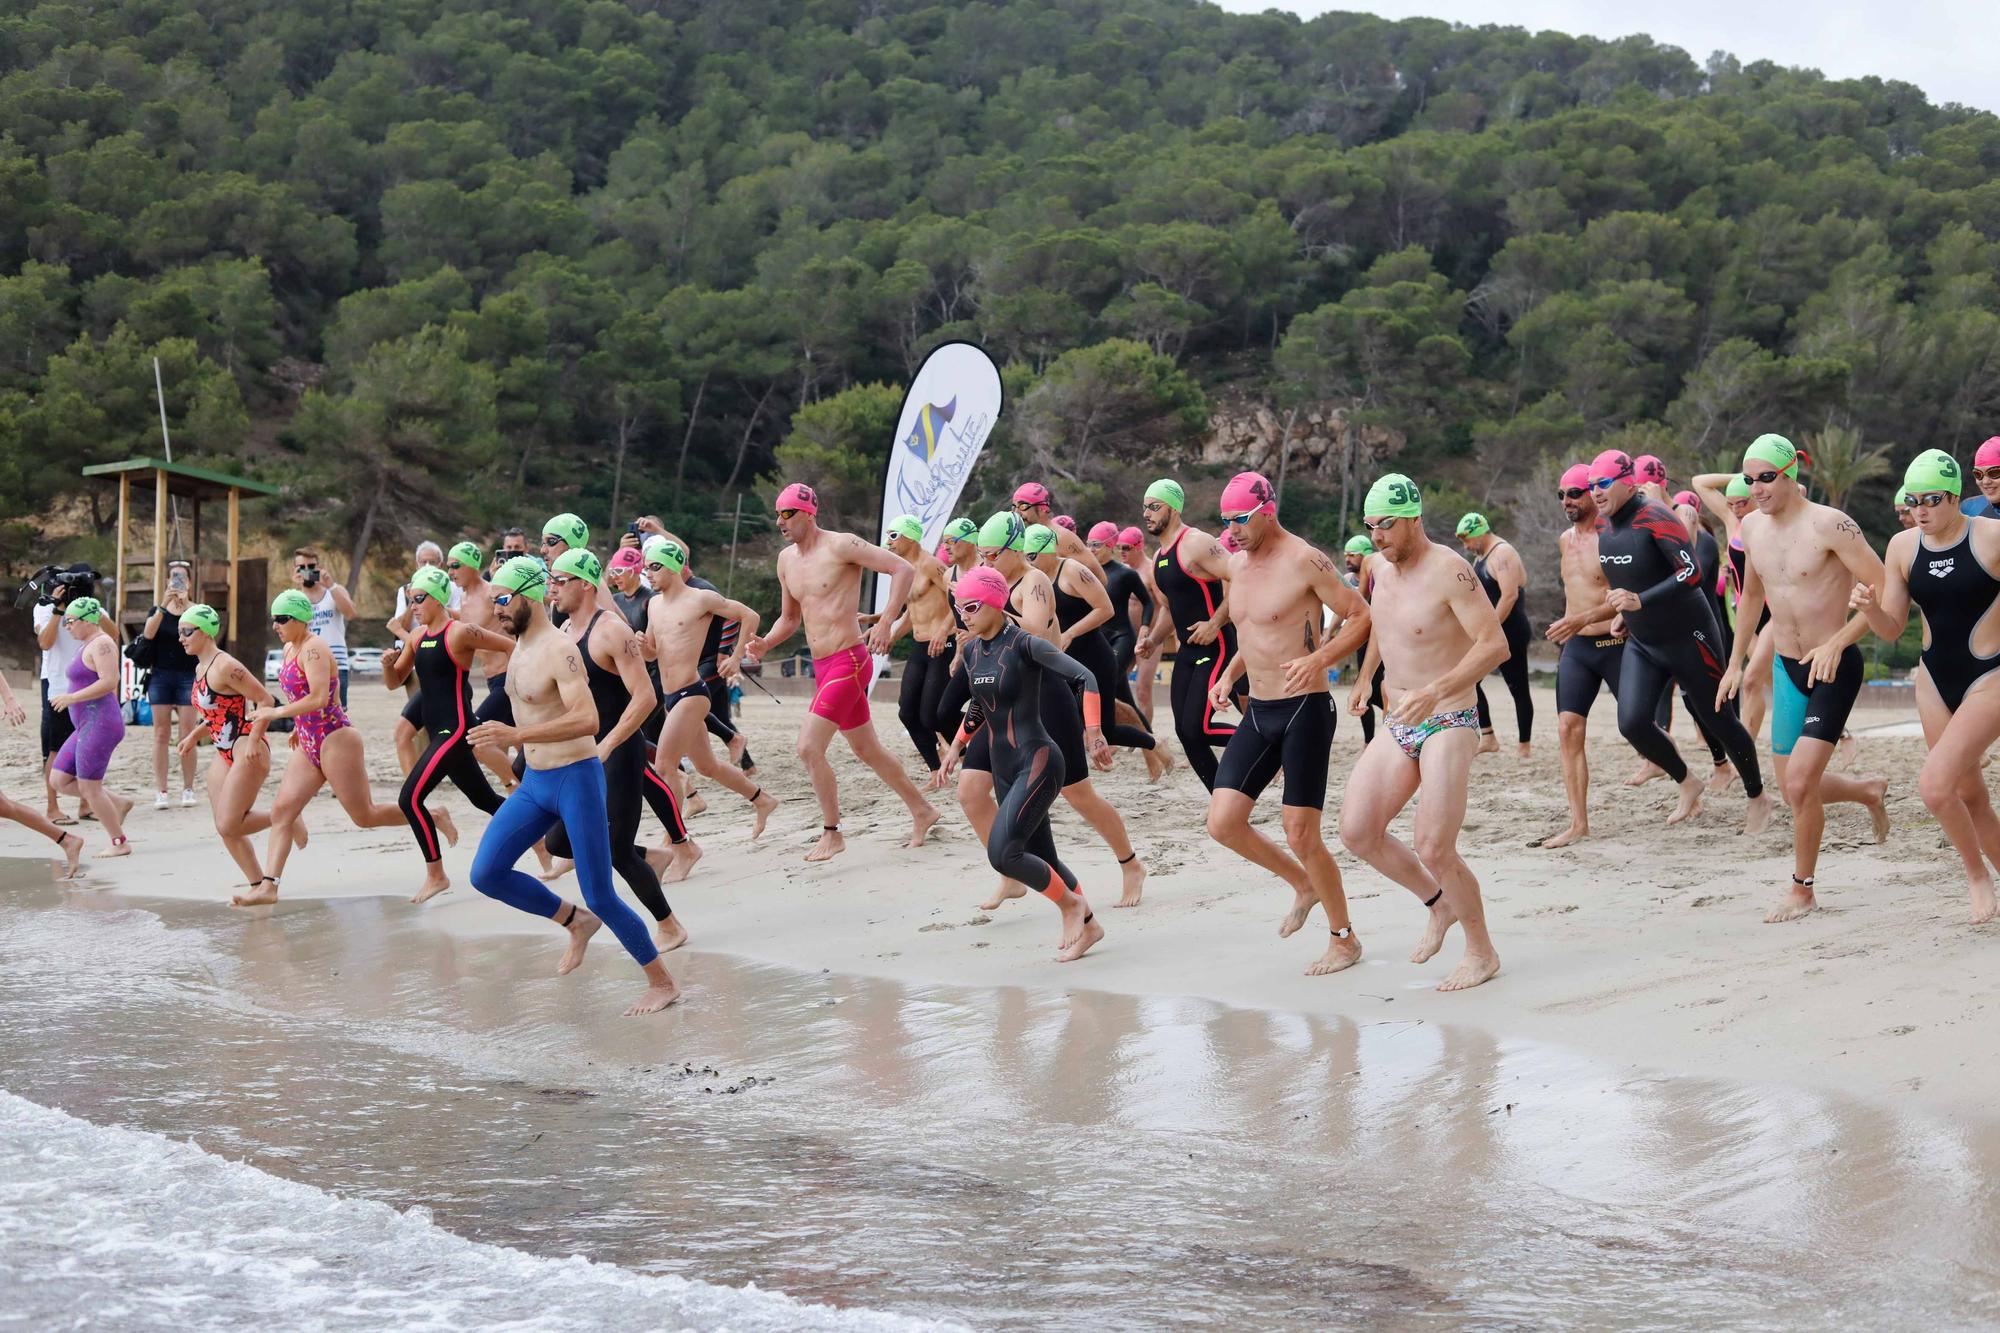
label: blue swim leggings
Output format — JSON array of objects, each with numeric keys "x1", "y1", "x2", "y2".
[{"x1": 469, "y1": 755, "x2": 660, "y2": 968}]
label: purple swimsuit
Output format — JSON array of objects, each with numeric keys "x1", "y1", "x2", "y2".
[
  {"x1": 52, "y1": 651, "x2": 124, "y2": 781},
  {"x1": 279, "y1": 651, "x2": 350, "y2": 768}
]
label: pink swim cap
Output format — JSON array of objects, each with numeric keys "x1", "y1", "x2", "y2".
[
  {"x1": 1977, "y1": 437, "x2": 2000, "y2": 470},
  {"x1": 776, "y1": 482, "x2": 818, "y2": 515},
  {"x1": 1088, "y1": 521, "x2": 1119, "y2": 543},
  {"x1": 1634, "y1": 454, "x2": 1667, "y2": 484},
  {"x1": 1012, "y1": 482, "x2": 1051, "y2": 506},
  {"x1": 954, "y1": 565, "x2": 1010, "y2": 611},
  {"x1": 608, "y1": 546, "x2": 644, "y2": 572},
  {"x1": 1672, "y1": 489, "x2": 1698, "y2": 508},
  {"x1": 1118, "y1": 526, "x2": 1144, "y2": 547},
  {"x1": 1053, "y1": 514, "x2": 1076, "y2": 532},
  {"x1": 1588, "y1": 450, "x2": 1634, "y2": 484},
  {"x1": 1219, "y1": 470, "x2": 1277, "y2": 516},
  {"x1": 1559, "y1": 463, "x2": 1592, "y2": 492}
]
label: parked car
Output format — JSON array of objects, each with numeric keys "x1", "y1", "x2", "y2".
[
  {"x1": 348, "y1": 647, "x2": 386, "y2": 677},
  {"x1": 263, "y1": 649, "x2": 284, "y2": 682}
]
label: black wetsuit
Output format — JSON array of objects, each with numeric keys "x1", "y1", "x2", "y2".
[
  {"x1": 896, "y1": 578, "x2": 956, "y2": 772},
  {"x1": 1472, "y1": 542, "x2": 1533, "y2": 745},
  {"x1": 1907, "y1": 525, "x2": 2000, "y2": 710},
  {"x1": 1155, "y1": 528, "x2": 1243, "y2": 789},
  {"x1": 944, "y1": 572, "x2": 1088, "y2": 782},
  {"x1": 958, "y1": 624, "x2": 1097, "y2": 894},
  {"x1": 1597, "y1": 495, "x2": 1763, "y2": 797},
  {"x1": 1050, "y1": 559, "x2": 1153, "y2": 752},
  {"x1": 688, "y1": 575, "x2": 745, "y2": 754},
  {"x1": 397, "y1": 623, "x2": 507, "y2": 864},
  {"x1": 1101, "y1": 559, "x2": 1154, "y2": 682},
  {"x1": 545, "y1": 611, "x2": 682, "y2": 926}
]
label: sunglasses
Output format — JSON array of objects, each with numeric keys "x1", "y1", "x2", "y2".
[
  {"x1": 643, "y1": 560, "x2": 669, "y2": 573},
  {"x1": 1975, "y1": 468, "x2": 2000, "y2": 482},
  {"x1": 1556, "y1": 487, "x2": 1588, "y2": 500},
  {"x1": 1361, "y1": 516, "x2": 1402, "y2": 532},
  {"x1": 1220, "y1": 512, "x2": 1255, "y2": 528},
  {"x1": 1903, "y1": 492, "x2": 1951, "y2": 508},
  {"x1": 492, "y1": 592, "x2": 521, "y2": 607},
  {"x1": 271, "y1": 614, "x2": 300, "y2": 626},
  {"x1": 1742, "y1": 470, "x2": 1783, "y2": 486},
  {"x1": 1012, "y1": 500, "x2": 1038, "y2": 511},
  {"x1": 777, "y1": 508, "x2": 801, "y2": 521},
  {"x1": 548, "y1": 575, "x2": 575, "y2": 590}
]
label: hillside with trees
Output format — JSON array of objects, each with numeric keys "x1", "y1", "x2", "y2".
[{"x1": 3, "y1": 0, "x2": 1997, "y2": 584}]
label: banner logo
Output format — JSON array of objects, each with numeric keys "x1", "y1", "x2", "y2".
[{"x1": 875, "y1": 343, "x2": 1003, "y2": 617}]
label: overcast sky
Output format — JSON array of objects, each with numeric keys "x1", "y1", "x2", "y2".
[{"x1": 1217, "y1": 1, "x2": 2000, "y2": 115}]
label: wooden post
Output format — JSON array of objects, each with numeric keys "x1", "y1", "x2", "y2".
[
  {"x1": 115, "y1": 473, "x2": 130, "y2": 623},
  {"x1": 153, "y1": 467, "x2": 167, "y2": 618},
  {"x1": 227, "y1": 487, "x2": 240, "y2": 645}
]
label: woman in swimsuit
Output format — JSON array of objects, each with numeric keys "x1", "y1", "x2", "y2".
[
  {"x1": 1692, "y1": 471, "x2": 1778, "y2": 748},
  {"x1": 176, "y1": 603, "x2": 304, "y2": 900},
  {"x1": 1852, "y1": 449, "x2": 2000, "y2": 925},
  {"x1": 46, "y1": 597, "x2": 135, "y2": 858},
  {"x1": 0, "y1": 667, "x2": 85, "y2": 878},
  {"x1": 237, "y1": 589, "x2": 404, "y2": 906}
]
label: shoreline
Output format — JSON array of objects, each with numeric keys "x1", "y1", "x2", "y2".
[{"x1": 4, "y1": 682, "x2": 1993, "y2": 1123}]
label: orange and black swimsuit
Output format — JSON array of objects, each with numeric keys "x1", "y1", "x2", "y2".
[{"x1": 193, "y1": 664, "x2": 247, "y2": 765}]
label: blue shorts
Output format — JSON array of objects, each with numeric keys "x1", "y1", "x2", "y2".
[{"x1": 146, "y1": 668, "x2": 194, "y2": 706}]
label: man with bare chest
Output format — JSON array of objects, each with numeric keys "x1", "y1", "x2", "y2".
[
  {"x1": 1718, "y1": 434, "x2": 1890, "y2": 922},
  {"x1": 1540, "y1": 463, "x2": 1625, "y2": 848},
  {"x1": 880, "y1": 515, "x2": 958, "y2": 776},
  {"x1": 741, "y1": 483, "x2": 940, "y2": 862},
  {"x1": 1200, "y1": 473, "x2": 1373, "y2": 977},
  {"x1": 1337, "y1": 475, "x2": 1508, "y2": 993},
  {"x1": 447, "y1": 540, "x2": 518, "y2": 793}
]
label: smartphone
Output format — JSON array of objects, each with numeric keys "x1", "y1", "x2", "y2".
[{"x1": 168, "y1": 568, "x2": 188, "y2": 591}]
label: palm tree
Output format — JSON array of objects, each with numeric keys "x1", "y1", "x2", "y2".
[{"x1": 1803, "y1": 423, "x2": 1892, "y2": 510}]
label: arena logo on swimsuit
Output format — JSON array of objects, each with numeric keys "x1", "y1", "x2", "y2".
[{"x1": 1931, "y1": 559, "x2": 1956, "y2": 578}]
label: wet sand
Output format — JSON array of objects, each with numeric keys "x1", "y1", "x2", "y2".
[{"x1": 5, "y1": 679, "x2": 1991, "y2": 1120}]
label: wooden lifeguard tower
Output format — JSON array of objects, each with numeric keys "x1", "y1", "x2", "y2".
[{"x1": 81, "y1": 457, "x2": 279, "y2": 655}]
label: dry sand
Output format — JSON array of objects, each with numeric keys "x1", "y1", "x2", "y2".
[{"x1": 4, "y1": 672, "x2": 1993, "y2": 1120}]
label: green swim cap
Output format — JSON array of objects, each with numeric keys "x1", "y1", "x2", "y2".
[
  {"x1": 270, "y1": 589, "x2": 314, "y2": 622},
  {"x1": 978, "y1": 510, "x2": 1026, "y2": 551},
  {"x1": 886, "y1": 514, "x2": 925, "y2": 544},
  {"x1": 1144, "y1": 478, "x2": 1185, "y2": 512},
  {"x1": 1902, "y1": 448, "x2": 1963, "y2": 499},
  {"x1": 552, "y1": 547, "x2": 602, "y2": 587},
  {"x1": 409, "y1": 565, "x2": 452, "y2": 604},
  {"x1": 943, "y1": 517, "x2": 978, "y2": 544},
  {"x1": 1344, "y1": 536, "x2": 1374, "y2": 556},
  {"x1": 492, "y1": 555, "x2": 548, "y2": 603},
  {"x1": 64, "y1": 596, "x2": 104, "y2": 624},
  {"x1": 1744, "y1": 433, "x2": 1801, "y2": 478},
  {"x1": 181, "y1": 602, "x2": 221, "y2": 639},
  {"x1": 448, "y1": 540, "x2": 484, "y2": 569},
  {"x1": 542, "y1": 512, "x2": 588, "y2": 549},
  {"x1": 1364, "y1": 473, "x2": 1423, "y2": 519},
  {"x1": 1455, "y1": 512, "x2": 1490, "y2": 538},
  {"x1": 641, "y1": 534, "x2": 686, "y2": 573},
  {"x1": 1023, "y1": 524, "x2": 1058, "y2": 556},
  {"x1": 1724, "y1": 475, "x2": 1751, "y2": 499}
]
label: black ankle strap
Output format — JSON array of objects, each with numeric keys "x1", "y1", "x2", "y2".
[
  {"x1": 1423, "y1": 889, "x2": 1443, "y2": 908},
  {"x1": 1331, "y1": 925, "x2": 1353, "y2": 939},
  {"x1": 557, "y1": 902, "x2": 577, "y2": 928},
  {"x1": 1792, "y1": 875, "x2": 1814, "y2": 888},
  {"x1": 1117, "y1": 852, "x2": 1136, "y2": 865}
]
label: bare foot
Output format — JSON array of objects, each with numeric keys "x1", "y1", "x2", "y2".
[
  {"x1": 655, "y1": 915, "x2": 690, "y2": 952},
  {"x1": 231, "y1": 878, "x2": 278, "y2": 907},
  {"x1": 1437, "y1": 950, "x2": 1501, "y2": 991},
  {"x1": 1539, "y1": 823, "x2": 1587, "y2": 849},
  {"x1": 1477, "y1": 732, "x2": 1499, "y2": 755},
  {"x1": 1626, "y1": 761, "x2": 1664, "y2": 788},
  {"x1": 1306, "y1": 932, "x2": 1362, "y2": 976},
  {"x1": 410, "y1": 869, "x2": 451, "y2": 905},
  {"x1": 110, "y1": 791, "x2": 134, "y2": 821},
  {"x1": 805, "y1": 827, "x2": 846, "y2": 862},
  {"x1": 537, "y1": 857, "x2": 574, "y2": 883},
  {"x1": 664, "y1": 839, "x2": 703, "y2": 884},
  {"x1": 1765, "y1": 883, "x2": 1817, "y2": 923},
  {"x1": 1972, "y1": 876, "x2": 1997, "y2": 926},
  {"x1": 1863, "y1": 778, "x2": 1890, "y2": 843},
  {"x1": 978, "y1": 880, "x2": 1027, "y2": 911},
  {"x1": 433, "y1": 807, "x2": 459, "y2": 848},
  {"x1": 1278, "y1": 887, "x2": 1316, "y2": 938},
  {"x1": 625, "y1": 977, "x2": 681, "y2": 1015},
  {"x1": 1142, "y1": 748, "x2": 1165, "y2": 782},
  {"x1": 905, "y1": 802, "x2": 942, "y2": 848},
  {"x1": 1705, "y1": 762, "x2": 1738, "y2": 794},
  {"x1": 1411, "y1": 898, "x2": 1455, "y2": 964},
  {"x1": 556, "y1": 906, "x2": 601, "y2": 975},
  {"x1": 750, "y1": 789, "x2": 779, "y2": 840},
  {"x1": 1514, "y1": 742, "x2": 1531, "y2": 759},
  {"x1": 96, "y1": 838, "x2": 132, "y2": 859},
  {"x1": 55, "y1": 833, "x2": 84, "y2": 880},
  {"x1": 1148, "y1": 749, "x2": 1176, "y2": 783},
  {"x1": 1117, "y1": 855, "x2": 1145, "y2": 908},
  {"x1": 1666, "y1": 775, "x2": 1704, "y2": 825},
  {"x1": 1743, "y1": 792, "x2": 1774, "y2": 836},
  {"x1": 1057, "y1": 913, "x2": 1104, "y2": 962},
  {"x1": 685, "y1": 790, "x2": 708, "y2": 817}
]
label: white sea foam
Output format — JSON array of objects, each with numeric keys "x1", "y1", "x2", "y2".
[{"x1": 0, "y1": 1091, "x2": 960, "y2": 1332}]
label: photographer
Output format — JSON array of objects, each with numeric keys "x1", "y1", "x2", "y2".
[
  {"x1": 31, "y1": 565, "x2": 94, "y2": 825},
  {"x1": 491, "y1": 527, "x2": 529, "y2": 576},
  {"x1": 292, "y1": 547, "x2": 357, "y2": 707},
  {"x1": 139, "y1": 559, "x2": 201, "y2": 808}
]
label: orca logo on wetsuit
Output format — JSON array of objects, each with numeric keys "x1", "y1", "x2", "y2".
[{"x1": 1601, "y1": 554, "x2": 1633, "y2": 565}]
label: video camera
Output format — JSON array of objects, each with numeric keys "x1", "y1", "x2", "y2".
[{"x1": 15, "y1": 563, "x2": 100, "y2": 609}]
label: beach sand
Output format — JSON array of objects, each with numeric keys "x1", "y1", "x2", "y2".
[{"x1": 4, "y1": 672, "x2": 1991, "y2": 1122}]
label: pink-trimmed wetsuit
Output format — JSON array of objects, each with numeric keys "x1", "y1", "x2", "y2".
[{"x1": 278, "y1": 649, "x2": 349, "y2": 768}]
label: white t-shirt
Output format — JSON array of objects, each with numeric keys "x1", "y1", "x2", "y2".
[
  {"x1": 34, "y1": 601, "x2": 83, "y2": 688},
  {"x1": 306, "y1": 585, "x2": 349, "y2": 666}
]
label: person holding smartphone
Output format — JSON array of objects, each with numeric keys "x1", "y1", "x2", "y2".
[
  {"x1": 292, "y1": 547, "x2": 358, "y2": 707},
  {"x1": 141, "y1": 559, "x2": 202, "y2": 807}
]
